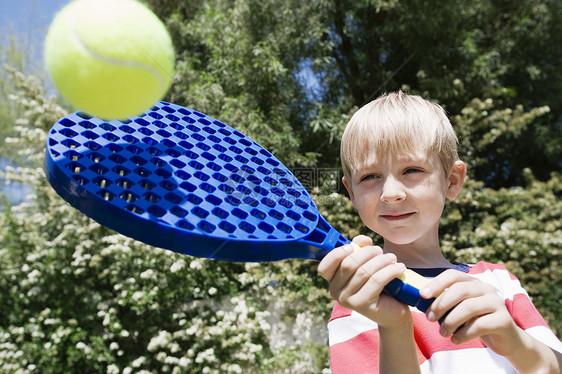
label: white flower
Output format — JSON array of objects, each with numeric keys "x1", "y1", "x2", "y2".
[
  {"x1": 170, "y1": 260, "x2": 185, "y2": 273},
  {"x1": 131, "y1": 356, "x2": 146, "y2": 368},
  {"x1": 147, "y1": 331, "x2": 172, "y2": 352},
  {"x1": 170, "y1": 342, "x2": 181, "y2": 353},
  {"x1": 140, "y1": 269, "x2": 155, "y2": 280},
  {"x1": 178, "y1": 357, "x2": 190, "y2": 367},
  {"x1": 156, "y1": 352, "x2": 167, "y2": 361},
  {"x1": 208, "y1": 287, "x2": 217, "y2": 296},
  {"x1": 27, "y1": 269, "x2": 40, "y2": 281},
  {"x1": 228, "y1": 364, "x2": 242, "y2": 374},
  {"x1": 248, "y1": 343, "x2": 262, "y2": 353},
  {"x1": 132, "y1": 291, "x2": 144, "y2": 302}
]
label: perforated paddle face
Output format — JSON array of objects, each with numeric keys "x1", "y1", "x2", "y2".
[
  {"x1": 45, "y1": 101, "x2": 347, "y2": 261},
  {"x1": 45, "y1": 102, "x2": 435, "y2": 311}
]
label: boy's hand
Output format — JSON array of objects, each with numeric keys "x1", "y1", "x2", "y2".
[
  {"x1": 421, "y1": 270, "x2": 521, "y2": 356},
  {"x1": 318, "y1": 235, "x2": 411, "y2": 327}
]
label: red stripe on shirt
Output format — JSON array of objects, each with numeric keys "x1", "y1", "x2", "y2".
[
  {"x1": 330, "y1": 329, "x2": 379, "y2": 373},
  {"x1": 506, "y1": 292, "x2": 549, "y2": 330},
  {"x1": 331, "y1": 302, "x2": 353, "y2": 321},
  {"x1": 412, "y1": 312, "x2": 486, "y2": 360},
  {"x1": 469, "y1": 261, "x2": 518, "y2": 280}
]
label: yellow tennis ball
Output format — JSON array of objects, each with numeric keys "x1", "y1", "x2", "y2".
[{"x1": 44, "y1": 0, "x2": 175, "y2": 120}]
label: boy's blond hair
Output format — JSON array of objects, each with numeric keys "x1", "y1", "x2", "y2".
[{"x1": 341, "y1": 91, "x2": 459, "y2": 180}]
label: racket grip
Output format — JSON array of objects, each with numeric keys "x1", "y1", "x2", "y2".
[
  {"x1": 347, "y1": 243, "x2": 434, "y2": 313},
  {"x1": 383, "y1": 269, "x2": 434, "y2": 313},
  {"x1": 384, "y1": 269, "x2": 458, "y2": 327}
]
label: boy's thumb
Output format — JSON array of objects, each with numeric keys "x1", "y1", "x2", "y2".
[{"x1": 352, "y1": 235, "x2": 373, "y2": 247}]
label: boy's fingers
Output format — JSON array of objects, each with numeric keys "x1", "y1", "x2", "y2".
[
  {"x1": 437, "y1": 295, "x2": 496, "y2": 337},
  {"x1": 420, "y1": 269, "x2": 472, "y2": 298},
  {"x1": 337, "y1": 246, "x2": 384, "y2": 279},
  {"x1": 352, "y1": 235, "x2": 373, "y2": 247},
  {"x1": 318, "y1": 244, "x2": 383, "y2": 282},
  {"x1": 321, "y1": 246, "x2": 388, "y2": 302},
  {"x1": 343, "y1": 261, "x2": 406, "y2": 308},
  {"x1": 338, "y1": 253, "x2": 400, "y2": 299},
  {"x1": 426, "y1": 274, "x2": 501, "y2": 331},
  {"x1": 449, "y1": 311, "x2": 497, "y2": 345},
  {"x1": 318, "y1": 244, "x2": 354, "y2": 281}
]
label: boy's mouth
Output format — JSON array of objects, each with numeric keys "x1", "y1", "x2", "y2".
[{"x1": 380, "y1": 212, "x2": 415, "y2": 221}]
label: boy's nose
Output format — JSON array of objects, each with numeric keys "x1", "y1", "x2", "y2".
[{"x1": 380, "y1": 176, "x2": 406, "y2": 203}]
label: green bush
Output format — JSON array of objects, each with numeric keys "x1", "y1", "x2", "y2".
[
  {"x1": 440, "y1": 175, "x2": 562, "y2": 336},
  {"x1": 0, "y1": 67, "x2": 331, "y2": 373}
]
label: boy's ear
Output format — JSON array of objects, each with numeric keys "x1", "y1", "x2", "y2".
[
  {"x1": 446, "y1": 160, "x2": 467, "y2": 200},
  {"x1": 342, "y1": 176, "x2": 356, "y2": 204}
]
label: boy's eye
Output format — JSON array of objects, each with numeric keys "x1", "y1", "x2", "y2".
[
  {"x1": 404, "y1": 168, "x2": 423, "y2": 174},
  {"x1": 360, "y1": 174, "x2": 378, "y2": 182}
]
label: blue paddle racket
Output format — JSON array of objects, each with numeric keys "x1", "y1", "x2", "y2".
[{"x1": 44, "y1": 101, "x2": 434, "y2": 312}]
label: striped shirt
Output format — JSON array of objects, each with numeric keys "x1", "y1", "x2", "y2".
[{"x1": 328, "y1": 261, "x2": 562, "y2": 373}]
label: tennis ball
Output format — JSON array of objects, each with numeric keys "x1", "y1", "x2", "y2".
[{"x1": 44, "y1": 0, "x2": 175, "y2": 120}]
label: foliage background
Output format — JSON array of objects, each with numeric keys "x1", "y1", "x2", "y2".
[{"x1": 1, "y1": 0, "x2": 560, "y2": 373}]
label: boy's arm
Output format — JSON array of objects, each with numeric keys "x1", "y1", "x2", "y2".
[
  {"x1": 379, "y1": 320, "x2": 422, "y2": 374},
  {"x1": 502, "y1": 328, "x2": 562, "y2": 374},
  {"x1": 318, "y1": 235, "x2": 421, "y2": 373},
  {"x1": 421, "y1": 269, "x2": 562, "y2": 374}
]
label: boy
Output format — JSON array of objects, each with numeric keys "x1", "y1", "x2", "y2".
[{"x1": 318, "y1": 92, "x2": 562, "y2": 373}]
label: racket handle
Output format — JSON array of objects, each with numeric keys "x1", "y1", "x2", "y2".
[
  {"x1": 348, "y1": 242, "x2": 434, "y2": 313},
  {"x1": 383, "y1": 269, "x2": 434, "y2": 313},
  {"x1": 385, "y1": 267, "x2": 459, "y2": 327}
]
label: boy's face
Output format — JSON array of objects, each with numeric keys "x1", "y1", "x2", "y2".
[{"x1": 343, "y1": 148, "x2": 465, "y2": 247}]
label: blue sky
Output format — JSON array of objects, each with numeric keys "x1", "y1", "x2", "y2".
[
  {"x1": 0, "y1": 0, "x2": 67, "y2": 36},
  {"x1": 0, "y1": 0, "x2": 68, "y2": 70},
  {"x1": 0, "y1": 1, "x2": 68, "y2": 203}
]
